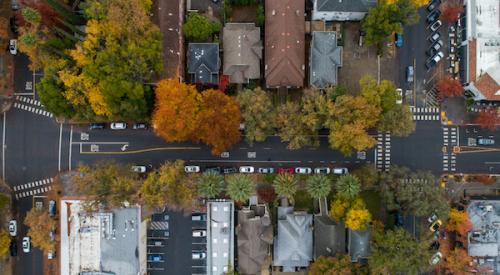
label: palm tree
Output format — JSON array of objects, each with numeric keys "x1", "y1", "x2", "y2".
[
  {"x1": 306, "y1": 174, "x2": 332, "y2": 199},
  {"x1": 335, "y1": 174, "x2": 361, "y2": 200},
  {"x1": 273, "y1": 173, "x2": 298, "y2": 201},
  {"x1": 198, "y1": 171, "x2": 225, "y2": 198},
  {"x1": 226, "y1": 174, "x2": 255, "y2": 203}
]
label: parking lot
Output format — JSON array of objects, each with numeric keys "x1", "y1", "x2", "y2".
[{"x1": 147, "y1": 211, "x2": 207, "y2": 275}]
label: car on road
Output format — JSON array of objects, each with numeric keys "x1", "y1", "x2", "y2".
[
  {"x1": 10, "y1": 17, "x2": 18, "y2": 34},
  {"x1": 239, "y1": 166, "x2": 255, "y2": 173},
  {"x1": 8, "y1": 220, "x2": 16, "y2": 236},
  {"x1": 295, "y1": 167, "x2": 312, "y2": 174},
  {"x1": 191, "y1": 213, "x2": 207, "y2": 221},
  {"x1": 9, "y1": 39, "x2": 17, "y2": 55},
  {"x1": 9, "y1": 240, "x2": 17, "y2": 257},
  {"x1": 429, "y1": 32, "x2": 440, "y2": 43},
  {"x1": 426, "y1": 40, "x2": 443, "y2": 56},
  {"x1": 395, "y1": 33, "x2": 403, "y2": 48},
  {"x1": 110, "y1": 122, "x2": 127, "y2": 130},
  {"x1": 426, "y1": 9, "x2": 441, "y2": 24},
  {"x1": 314, "y1": 167, "x2": 330, "y2": 174},
  {"x1": 192, "y1": 229, "x2": 206, "y2": 237},
  {"x1": 48, "y1": 200, "x2": 56, "y2": 217},
  {"x1": 430, "y1": 252, "x2": 442, "y2": 265},
  {"x1": 477, "y1": 138, "x2": 495, "y2": 145},
  {"x1": 223, "y1": 167, "x2": 238, "y2": 174},
  {"x1": 204, "y1": 166, "x2": 221, "y2": 173},
  {"x1": 277, "y1": 167, "x2": 294, "y2": 174},
  {"x1": 185, "y1": 165, "x2": 201, "y2": 173},
  {"x1": 429, "y1": 219, "x2": 442, "y2": 232},
  {"x1": 192, "y1": 251, "x2": 206, "y2": 260},
  {"x1": 406, "y1": 66, "x2": 414, "y2": 83},
  {"x1": 148, "y1": 255, "x2": 163, "y2": 262},
  {"x1": 132, "y1": 123, "x2": 148, "y2": 129},
  {"x1": 427, "y1": 0, "x2": 440, "y2": 12},
  {"x1": 396, "y1": 88, "x2": 403, "y2": 104},
  {"x1": 430, "y1": 20, "x2": 442, "y2": 32},
  {"x1": 258, "y1": 167, "x2": 275, "y2": 174},
  {"x1": 48, "y1": 250, "x2": 55, "y2": 260},
  {"x1": 333, "y1": 167, "x2": 348, "y2": 175},
  {"x1": 131, "y1": 165, "x2": 147, "y2": 173},
  {"x1": 22, "y1": 237, "x2": 30, "y2": 253},
  {"x1": 89, "y1": 123, "x2": 105, "y2": 130}
]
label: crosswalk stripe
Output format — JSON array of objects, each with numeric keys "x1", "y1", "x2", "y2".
[
  {"x1": 42, "y1": 179, "x2": 47, "y2": 184},
  {"x1": 50, "y1": 178, "x2": 54, "y2": 183}
]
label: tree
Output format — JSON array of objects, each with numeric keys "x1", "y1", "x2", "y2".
[
  {"x1": 22, "y1": 7, "x2": 42, "y2": 25},
  {"x1": 306, "y1": 174, "x2": 332, "y2": 199},
  {"x1": 226, "y1": 174, "x2": 254, "y2": 203},
  {"x1": 345, "y1": 206, "x2": 372, "y2": 231},
  {"x1": 236, "y1": 87, "x2": 275, "y2": 145},
  {"x1": 446, "y1": 208, "x2": 472, "y2": 237},
  {"x1": 276, "y1": 102, "x2": 310, "y2": 150},
  {"x1": 0, "y1": 230, "x2": 9, "y2": 257},
  {"x1": 183, "y1": 13, "x2": 220, "y2": 42},
  {"x1": 198, "y1": 171, "x2": 225, "y2": 198},
  {"x1": 359, "y1": 76, "x2": 398, "y2": 113},
  {"x1": 384, "y1": 0, "x2": 428, "y2": 7},
  {"x1": 370, "y1": 228, "x2": 430, "y2": 274},
  {"x1": 335, "y1": 175, "x2": 361, "y2": 200},
  {"x1": 436, "y1": 75, "x2": 464, "y2": 97},
  {"x1": 152, "y1": 79, "x2": 202, "y2": 142},
  {"x1": 197, "y1": 89, "x2": 241, "y2": 155},
  {"x1": 442, "y1": 248, "x2": 473, "y2": 275},
  {"x1": 255, "y1": 4, "x2": 265, "y2": 27},
  {"x1": 441, "y1": 0, "x2": 464, "y2": 23},
  {"x1": 329, "y1": 194, "x2": 350, "y2": 221},
  {"x1": 24, "y1": 208, "x2": 57, "y2": 253},
  {"x1": 378, "y1": 104, "x2": 416, "y2": 137},
  {"x1": 351, "y1": 165, "x2": 379, "y2": 190},
  {"x1": 301, "y1": 89, "x2": 330, "y2": 147},
  {"x1": 309, "y1": 255, "x2": 360, "y2": 275},
  {"x1": 474, "y1": 109, "x2": 499, "y2": 130},
  {"x1": 273, "y1": 173, "x2": 298, "y2": 201},
  {"x1": 393, "y1": 0, "x2": 420, "y2": 25},
  {"x1": 256, "y1": 186, "x2": 276, "y2": 203},
  {"x1": 361, "y1": 4, "x2": 402, "y2": 54},
  {"x1": 37, "y1": 66, "x2": 76, "y2": 118}
]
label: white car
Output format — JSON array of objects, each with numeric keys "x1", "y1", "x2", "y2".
[
  {"x1": 333, "y1": 168, "x2": 348, "y2": 175},
  {"x1": 22, "y1": 237, "x2": 30, "y2": 253},
  {"x1": 430, "y1": 20, "x2": 442, "y2": 32},
  {"x1": 131, "y1": 165, "x2": 147, "y2": 173},
  {"x1": 192, "y1": 230, "x2": 206, "y2": 237},
  {"x1": 184, "y1": 166, "x2": 200, "y2": 173},
  {"x1": 9, "y1": 39, "x2": 17, "y2": 55},
  {"x1": 8, "y1": 220, "x2": 16, "y2": 236},
  {"x1": 192, "y1": 251, "x2": 206, "y2": 260},
  {"x1": 430, "y1": 251, "x2": 442, "y2": 265},
  {"x1": 295, "y1": 167, "x2": 312, "y2": 174},
  {"x1": 239, "y1": 166, "x2": 254, "y2": 173},
  {"x1": 396, "y1": 88, "x2": 403, "y2": 104},
  {"x1": 48, "y1": 250, "x2": 55, "y2": 259},
  {"x1": 314, "y1": 167, "x2": 330, "y2": 174},
  {"x1": 110, "y1": 122, "x2": 127, "y2": 130}
]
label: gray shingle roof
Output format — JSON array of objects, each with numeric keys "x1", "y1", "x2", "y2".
[
  {"x1": 316, "y1": 0, "x2": 377, "y2": 12},
  {"x1": 348, "y1": 229, "x2": 370, "y2": 262},
  {"x1": 188, "y1": 43, "x2": 220, "y2": 85},
  {"x1": 314, "y1": 215, "x2": 346, "y2": 258},
  {"x1": 310, "y1": 31, "x2": 342, "y2": 89}
]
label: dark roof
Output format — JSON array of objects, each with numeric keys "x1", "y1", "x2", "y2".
[
  {"x1": 187, "y1": 43, "x2": 220, "y2": 85},
  {"x1": 310, "y1": 32, "x2": 342, "y2": 89},
  {"x1": 348, "y1": 229, "x2": 370, "y2": 262},
  {"x1": 159, "y1": 0, "x2": 183, "y2": 79},
  {"x1": 315, "y1": 0, "x2": 377, "y2": 12},
  {"x1": 314, "y1": 215, "x2": 346, "y2": 258}
]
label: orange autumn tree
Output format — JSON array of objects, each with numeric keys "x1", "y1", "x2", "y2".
[
  {"x1": 197, "y1": 89, "x2": 241, "y2": 155},
  {"x1": 443, "y1": 248, "x2": 473, "y2": 275},
  {"x1": 446, "y1": 208, "x2": 472, "y2": 237},
  {"x1": 474, "y1": 109, "x2": 499, "y2": 130},
  {"x1": 436, "y1": 75, "x2": 464, "y2": 97}
]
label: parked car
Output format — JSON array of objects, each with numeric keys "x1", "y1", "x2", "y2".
[
  {"x1": 395, "y1": 33, "x2": 403, "y2": 48},
  {"x1": 110, "y1": 122, "x2": 127, "y2": 130},
  {"x1": 49, "y1": 227, "x2": 55, "y2": 241},
  {"x1": 185, "y1": 165, "x2": 201, "y2": 173},
  {"x1": 239, "y1": 166, "x2": 254, "y2": 173},
  {"x1": 427, "y1": 214, "x2": 438, "y2": 223},
  {"x1": 204, "y1": 166, "x2": 221, "y2": 173},
  {"x1": 430, "y1": 252, "x2": 442, "y2": 265},
  {"x1": 191, "y1": 213, "x2": 207, "y2": 221},
  {"x1": 48, "y1": 200, "x2": 56, "y2": 217},
  {"x1": 396, "y1": 88, "x2": 403, "y2": 104},
  {"x1": 192, "y1": 251, "x2": 206, "y2": 260},
  {"x1": 132, "y1": 123, "x2": 148, "y2": 130},
  {"x1": 8, "y1": 220, "x2": 16, "y2": 236},
  {"x1": 222, "y1": 167, "x2": 238, "y2": 174},
  {"x1": 426, "y1": 40, "x2": 443, "y2": 56},
  {"x1": 89, "y1": 123, "x2": 105, "y2": 130},
  {"x1": 477, "y1": 138, "x2": 495, "y2": 145},
  {"x1": 9, "y1": 240, "x2": 17, "y2": 257},
  {"x1": 333, "y1": 168, "x2": 348, "y2": 175},
  {"x1": 192, "y1": 230, "x2": 207, "y2": 237},
  {"x1": 432, "y1": 51, "x2": 444, "y2": 63},
  {"x1": 426, "y1": 51, "x2": 444, "y2": 69},
  {"x1": 430, "y1": 20, "x2": 442, "y2": 32},
  {"x1": 314, "y1": 167, "x2": 330, "y2": 174},
  {"x1": 427, "y1": 0, "x2": 441, "y2": 12},
  {"x1": 406, "y1": 66, "x2": 414, "y2": 83},
  {"x1": 10, "y1": 17, "x2": 18, "y2": 34},
  {"x1": 277, "y1": 167, "x2": 294, "y2": 174},
  {"x1": 429, "y1": 32, "x2": 440, "y2": 43},
  {"x1": 148, "y1": 255, "x2": 163, "y2": 262},
  {"x1": 429, "y1": 219, "x2": 442, "y2": 232},
  {"x1": 48, "y1": 250, "x2": 55, "y2": 260},
  {"x1": 427, "y1": 9, "x2": 441, "y2": 24},
  {"x1": 9, "y1": 39, "x2": 17, "y2": 55},
  {"x1": 295, "y1": 167, "x2": 312, "y2": 174},
  {"x1": 131, "y1": 165, "x2": 147, "y2": 173},
  {"x1": 22, "y1": 237, "x2": 30, "y2": 253},
  {"x1": 258, "y1": 167, "x2": 275, "y2": 174}
]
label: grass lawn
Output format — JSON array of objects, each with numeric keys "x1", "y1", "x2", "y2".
[{"x1": 294, "y1": 190, "x2": 314, "y2": 213}]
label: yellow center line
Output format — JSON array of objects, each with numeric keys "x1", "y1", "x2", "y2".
[
  {"x1": 80, "y1": 147, "x2": 202, "y2": 155},
  {"x1": 455, "y1": 146, "x2": 500, "y2": 154}
]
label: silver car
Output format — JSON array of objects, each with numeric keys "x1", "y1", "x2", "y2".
[{"x1": 295, "y1": 167, "x2": 312, "y2": 174}]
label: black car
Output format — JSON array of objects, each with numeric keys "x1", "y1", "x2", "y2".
[
  {"x1": 132, "y1": 123, "x2": 148, "y2": 129},
  {"x1": 9, "y1": 240, "x2": 17, "y2": 257},
  {"x1": 9, "y1": 17, "x2": 18, "y2": 34},
  {"x1": 427, "y1": 0, "x2": 441, "y2": 12},
  {"x1": 204, "y1": 166, "x2": 221, "y2": 173},
  {"x1": 89, "y1": 123, "x2": 105, "y2": 130},
  {"x1": 222, "y1": 167, "x2": 237, "y2": 174},
  {"x1": 426, "y1": 9, "x2": 441, "y2": 24}
]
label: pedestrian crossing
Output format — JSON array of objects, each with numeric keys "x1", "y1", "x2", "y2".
[
  {"x1": 376, "y1": 132, "x2": 391, "y2": 172},
  {"x1": 13, "y1": 96, "x2": 53, "y2": 118},
  {"x1": 442, "y1": 127, "x2": 458, "y2": 172},
  {"x1": 13, "y1": 177, "x2": 54, "y2": 199},
  {"x1": 409, "y1": 107, "x2": 440, "y2": 113},
  {"x1": 410, "y1": 106, "x2": 440, "y2": 121},
  {"x1": 412, "y1": 114, "x2": 440, "y2": 121},
  {"x1": 16, "y1": 96, "x2": 42, "y2": 106},
  {"x1": 150, "y1": 221, "x2": 169, "y2": 230}
]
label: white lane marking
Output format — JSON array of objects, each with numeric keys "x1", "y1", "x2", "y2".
[
  {"x1": 69, "y1": 125, "x2": 73, "y2": 171},
  {"x1": 58, "y1": 124, "x2": 63, "y2": 171},
  {"x1": 2, "y1": 112, "x2": 5, "y2": 181}
]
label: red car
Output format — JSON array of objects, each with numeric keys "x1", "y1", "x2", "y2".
[{"x1": 277, "y1": 167, "x2": 294, "y2": 174}]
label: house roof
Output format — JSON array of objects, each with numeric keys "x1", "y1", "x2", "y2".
[
  {"x1": 314, "y1": 215, "x2": 345, "y2": 258},
  {"x1": 310, "y1": 31, "x2": 342, "y2": 89},
  {"x1": 475, "y1": 72, "x2": 500, "y2": 101},
  {"x1": 223, "y1": 23, "x2": 262, "y2": 84},
  {"x1": 188, "y1": 43, "x2": 220, "y2": 85},
  {"x1": 273, "y1": 207, "x2": 313, "y2": 271},
  {"x1": 315, "y1": 0, "x2": 377, "y2": 12},
  {"x1": 236, "y1": 208, "x2": 273, "y2": 275},
  {"x1": 207, "y1": 200, "x2": 234, "y2": 275},
  {"x1": 264, "y1": 0, "x2": 305, "y2": 88},
  {"x1": 348, "y1": 229, "x2": 370, "y2": 262},
  {"x1": 160, "y1": 0, "x2": 183, "y2": 79}
]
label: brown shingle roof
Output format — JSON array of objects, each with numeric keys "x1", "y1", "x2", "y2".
[
  {"x1": 468, "y1": 39, "x2": 477, "y2": 82},
  {"x1": 159, "y1": 0, "x2": 184, "y2": 80},
  {"x1": 265, "y1": 0, "x2": 305, "y2": 88},
  {"x1": 475, "y1": 73, "x2": 500, "y2": 101}
]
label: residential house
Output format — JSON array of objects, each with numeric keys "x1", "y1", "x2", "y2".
[
  {"x1": 207, "y1": 200, "x2": 235, "y2": 275},
  {"x1": 348, "y1": 229, "x2": 370, "y2": 263},
  {"x1": 187, "y1": 43, "x2": 220, "y2": 85},
  {"x1": 310, "y1": 31, "x2": 343, "y2": 89},
  {"x1": 223, "y1": 23, "x2": 262, "y2": 84},
  {"x1": 314, "y1": 215, "x2": 346, "y2": 258},
  {"x1": 273, "y1": 206, "x2": 313, "y2": 272},
  {"x1": 312, "y1": 0, "x2": 377, "y2": 21},
  {"x1": 265, "y1": 0, "x2": 305, "y2": 88}
]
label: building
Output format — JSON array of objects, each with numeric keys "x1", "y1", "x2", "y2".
[
  {"x1": 310, "y1": 31, "x2": 343, "y2": 89},
  {"x1": 223, "y1": 23, "x2": 262, "y2": 84},
  {"x1": 207, "y1": 200, "x2": 235, "y2": 275},
  {"x1": 60, "y1": 200, "x2": 145, "y2": 275},
  {"x1": 187, "y1": 43, "x2": 220, "y2": 85},
  {"x1": 236, "y1": 205, "x2": 273, "y2": 275},
  {"x1": 273, "y1": 206, "x2": 313, "y2": 272},
  {"x1": 161, "y1": 0, "x2": 184, "y2": 80},
  {"x1": 463, "y1": 0, "x2": 500, "y2": 102},
  {"x1": 265, "y1": 0, "x2": 305, "y2": 88},
  {"x1": 312, "y1": 0, "x2": 377, "y2": 21},
  {"x1": 314, "y1": 215, "x2": 346, "y2": 258},
  {"x1": 467, "y1": 200, "x2": 500, "y2": 273},
  {"x1": 348, "y1": 229, "x2": 370, "y2": 263}
]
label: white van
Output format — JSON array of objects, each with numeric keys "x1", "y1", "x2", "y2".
[{"x1": 333, "y1": 168, "x2": 348, "y2": 175}]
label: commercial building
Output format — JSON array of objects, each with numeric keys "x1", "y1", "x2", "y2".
[
  {"x1": 207, "y1": 200, "x2": 235, "y2": 275},
  {"x1": 311, "y1": 0, "x2": 377, "y2": 22}
]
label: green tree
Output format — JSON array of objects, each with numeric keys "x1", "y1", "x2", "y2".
[
  {"x1": 335, "y1": 175, "x2": 361, "y2": 200},
  {"x1": 24, "y1": 208, "x2": 57, "y2": 253},
  {"x1": 226, "y1": 174, "x2": 254, "y2": 203},
  {"x1": 236, "y1": 87, "x2": 275, "y2": 145},
  {"x1": 326, "y1": 85, "x2": 347, "y2": 102},
  {"x1": 22, "y1": 7, "x2": 42, "y2": 26},
  {"x1": 394, "y1": 0, "x2": 420, "y2": 25},
  {"x1": 273, "y1": 173, "x2": 298, "y2": 202},
  {"x1": 361, "y1": 4, "x2": 402, "y2": 54},
  {"x1": 183, "y1": 13, "x2": 219, "y2": 42},
  {"x1": 198, "y1": 171, "x2": 225, "y2": 198},
  {"x1": 351, "y1": 165, "x2": 379, "y2": 190},
  {"x1": 37, "y1": 66, "x2": 76, "y2": 118},
  {"x1": 0, "y1": 230, "x2": 9, "y2": 257},
  {"x1": 255, "y1": 4, "x2": 265, "y2": 27},
  {"x1": 309, "y1": 255, "x2": 365, "y2": 275},
  {"x1": 305, "y1": 174, "x2": 332, "y2": 199},
  {"x1": 359, "y1": 76, "x2": 398, "y2": 113},
  {"x1": 378, "y1": 104, "x2": 416, "y2": 137},
  {"x1": 370, "y1": 228, "x2": 430, "y2": 274},
  {"x1": 0, "y1": 193, "x2": 10, "y2": 210},
  {"x1": 275, "y1": 102, "x2": 310, "y2": 150}
]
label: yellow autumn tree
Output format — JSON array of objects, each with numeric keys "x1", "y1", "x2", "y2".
[
  {"x1": 345, "y1": 198, "x2": 372, "y2": 230},
  {"x1": 384, "y1": 0, "x2": 427, "y2": 6},
  {"x1": 329, "y1": 195, "x2": 350, "y2": 222}
]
